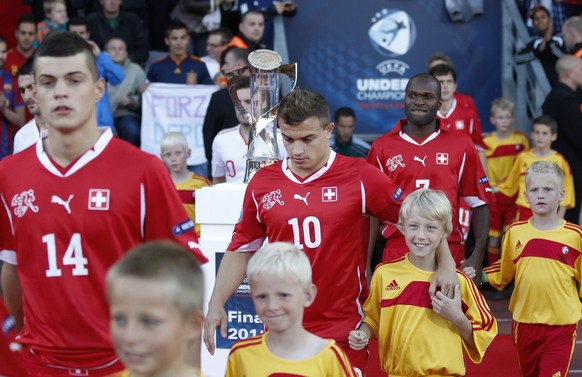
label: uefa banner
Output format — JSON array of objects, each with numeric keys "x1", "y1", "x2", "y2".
[
  {"x1": 285, "y1": 0, "x2": 501, "y2": 135},
  {"x1": 141, "y1": 83, "x2": 219, "y2": 164}
]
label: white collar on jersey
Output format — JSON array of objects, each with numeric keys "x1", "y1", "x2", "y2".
[
  {"x1": 399, "y1": 128, "x2": 441, "y2": 146},
  {"x1": 282, "y1": 148, "x2": 337, "y2": 184},
  {"x1": 36, "y1": 127, "x2": 114, "y2": 178}
]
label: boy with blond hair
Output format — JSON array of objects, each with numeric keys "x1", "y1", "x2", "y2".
[
  {"x1": 497, "y1": 115, "x2": 574, "y2": 221},
  {"x1": 484, "y1": 161, "x2": 582, "y2": 377},
  {"x1": 349, "y1": 189, "x2": 497, "y2": 376},
  {"x1": 36, "y1": 0, "x2": 68, "y2": 44},
  {"x1": 483, "y1": 98, "x2": 530, "y2": 264},
  {"x1": 226, "y1": 242, "x2": 356, "y2": 377},
  {"x1": 161, "y1": 132, "x2": 210, "y2": 236},
  {"x1": 107, "y1": 241, "x2": 205, "y2": 377}
]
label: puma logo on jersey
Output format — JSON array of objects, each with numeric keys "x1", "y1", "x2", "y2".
[
  {"x1": 293, "y1": 192, "x2": 310, "y2": 206},
  {"x1": 51, "y1": 194, "x2": 74, "y2": 214},
  {"x1": 413, "y1": 155, "x2": 427, "y2": 167}
]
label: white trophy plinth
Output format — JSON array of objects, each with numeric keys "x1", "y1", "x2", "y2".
[{"x1": 196, "y1": 182, "x2": 247, "y2": 377}]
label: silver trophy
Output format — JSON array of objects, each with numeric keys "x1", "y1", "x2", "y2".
[{"x1": 227, "y1": 49, "x2": 297, "y2": 182}]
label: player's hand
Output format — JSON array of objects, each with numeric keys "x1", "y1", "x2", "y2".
[
  {"x1": 429, "y1": 261, "x2": 458, "y2": 299},
  {"x1": 461, "y1": 266, "x2": 476, "y2": 279},
  {"x1": 432, "y1": 285, "x2": 463, "y2": 322},
  {"x1": 87, "y1": 40, "x2": 101, "y2": 56},
  {"x1": 461, "y1": 252, "x2": 483, "y2": 285},
  {"x1": 348, "y1": 330, "x2": 369, "y2": 350},
  {"x1": 203, "y1": 300, "x2": 228, "y2": 355}
]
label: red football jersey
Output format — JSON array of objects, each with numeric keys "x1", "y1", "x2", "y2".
[
  {"x1": 0, "y1": 130, "x2": 206, "y2": 368},
  {"x1": 367, "y1": 119, "x2": 494, "y2": 246},
  {"x1": 228, "y1": 151, "x2": 402, "y2": 343},
  {"x1": 5, "y1": 49, "x2": 28, "y2": 77},
  {"x1": 438, "y1": 98, "x2": 486, "y2": 150}
]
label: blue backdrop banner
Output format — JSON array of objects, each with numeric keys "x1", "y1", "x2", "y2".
[{"x1": 285, "y1": 0, "x2": 501, "y2": 135}]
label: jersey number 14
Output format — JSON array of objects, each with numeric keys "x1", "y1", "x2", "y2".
[{"x1": 43, "y1": 233, "x2": 89, "y2": 277}]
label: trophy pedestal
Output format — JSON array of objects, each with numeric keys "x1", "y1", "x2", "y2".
[{"x1": 196, "y1": 182, "x2": 248, "y2": 376}]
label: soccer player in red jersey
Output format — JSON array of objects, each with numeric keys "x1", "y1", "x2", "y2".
[
  {"x1": 203, "y1": 88, "x2": 458, "y2": 375},
  {"x1": 0, "y1": 31, "x2": 207, "y2": 377},
  {"x1": 367, "y1": 73, "x2": 494, "y2": 282}
]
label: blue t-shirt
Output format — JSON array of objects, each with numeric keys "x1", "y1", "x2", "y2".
[{"x1": 147, "y1": 55, "x2": 212, "y2": 85}]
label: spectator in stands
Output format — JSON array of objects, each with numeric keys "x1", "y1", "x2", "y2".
[
  {"x1": 69, "y1": 18, "x2": 125, "y2": 131},
  {"x1": 0, "y1": 35, "x2": 25, "y2": 158},
  {"x1": 239, "y1": 0, "x2": 297, "y2": 50},
  {"x1": 106, "y1": 37, "x2": 145, "y2": 146},
  {"x1": 229, "y1": 10, "x2": 267, "y2": 51},
  {"x1": 146, "y1": 20, "x2": 212, "y2": 85},
  {"x1": 542, "y1": 54, "x2": 582, "y2": 224},
  {"x1": 516, "y1": 5, "x2": 566, "y2": 86},
  {"x1": 202, "y1": 27, "x2": 232, "y2": 84},
  {"x1": 329, "y1": 107, "x2": 370, "y2": 159},
  {"x1": 170, "y1": 0, "x2": 211, "y2": 57},
  {"x1": 561, "y1": 15, "x2": 582, "y2": 56},
  {"x1": 218, "y1": 0, "x2": 242, "y2": 36},
  {"x1": 203, "y1": 47, "x2": 249, "y2": 177},
  {"x1": 87, "y1": 0, "x2": 149, "y2": 67},
  {"x1": 14, "y1": 57, "x2": 46, "y2": 154},
  {"x1": 211, "y1": 76, "x2": 284, "y2": 183},
  {"x1": 5, "y1": 15, "x2": 36, "y2": 77},
  {"x1": 36, "y1": 0, "x2": 68, "y2": 45}
]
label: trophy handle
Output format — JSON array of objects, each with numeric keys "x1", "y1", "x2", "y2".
[
  {"x1": 260, "y1": 63, "x2": 298, "y2": 119},
  {"x1": 226, "y1": 66, "x2": 254, "y2": 124},
  {"x1": 280, "y1": 63, "x2": 298, "y2": 93}
]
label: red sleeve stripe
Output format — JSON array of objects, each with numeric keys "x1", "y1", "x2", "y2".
[
  {"x1": 484, "y1": 264, "x2": 501, "y2": 274},
  {"x1": 330, "y1": 343, "x2": 356, "y2": 376},
  {"x1": 460, "y1": 273, "x2": 496, "y2": 332},
  {"x1": 229, "y1": 335, "x2": 263, "y2": 354}
]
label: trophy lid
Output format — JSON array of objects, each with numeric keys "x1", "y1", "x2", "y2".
[{"x1": 248, "y1": 49, "x2": 282, "y2": 70}]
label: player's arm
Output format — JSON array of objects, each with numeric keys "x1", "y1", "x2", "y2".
[
  {"x1": 0, "y1": 263, "x2": 23, "y2": 332},
  {"x1": 431, "y1": 237, "x2": 458, "y2": 298},
  {"x1": 431, "y1": 285, "x2": 475, "y2": 348},
  {"x1": 203, "y1": 251, "x2": 253, "y2": 355},
  {"x1": 461, "y1": 204, "x2": 489, "y2": 285}
]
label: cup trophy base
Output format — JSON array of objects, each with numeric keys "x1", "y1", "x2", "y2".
[{"x1": 244, "y1": 158, "x2": 279, "y2": 183}]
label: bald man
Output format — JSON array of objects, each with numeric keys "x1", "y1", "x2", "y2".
[
  {"x1": 542, "y1": 54, "x2": 582, "y2": 223},
  {"x1": 562, "y1": 16, "x2": 582, "y2": 56}
]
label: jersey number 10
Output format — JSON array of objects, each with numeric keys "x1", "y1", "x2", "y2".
[{"x1": 288, "y1": 217, "x2": 322, "y2": 249}]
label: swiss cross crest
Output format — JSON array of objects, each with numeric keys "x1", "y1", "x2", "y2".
[
  {"x1": 436, "y1": 153, "x2": 449, "y2": 165},
  {"x1": 322, "y1": 187, "x2": 338, "y2": 202},
  {"x1": 455, "y1": 120, "x2": 465, "y2": 130},
  {"x1": 11, "y1": 189, "x2": 39, "y2": 218},
  {"x1": 88, "y1": 189, "x2": 110, "y2": 211}
]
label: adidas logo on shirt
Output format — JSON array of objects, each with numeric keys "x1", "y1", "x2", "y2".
[
  {"x1": 515, "y1": 240, "x2": 523, "y2": 251},
  {"x1": 385, "y1": 279, "x2": 401, "y2": 291}
]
